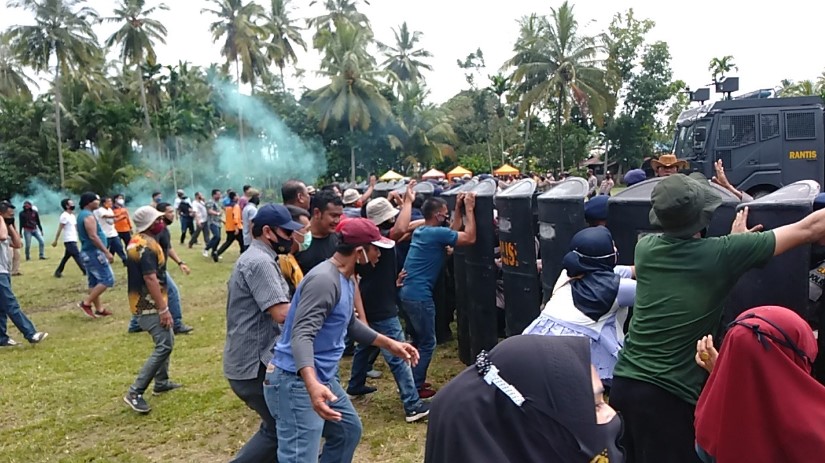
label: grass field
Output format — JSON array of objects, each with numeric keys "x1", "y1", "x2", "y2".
[{"x1": 0, "y1": 238, "x2": 466, "y2": 462}]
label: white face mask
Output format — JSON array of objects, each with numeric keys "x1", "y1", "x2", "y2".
[{"x1": 116, "y1": 199, "x2": 125, "y2": 206}]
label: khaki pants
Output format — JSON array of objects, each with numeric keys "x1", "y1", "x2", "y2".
[{"x1": 8, "y1": 247, "x2": 20, "y2": 275}]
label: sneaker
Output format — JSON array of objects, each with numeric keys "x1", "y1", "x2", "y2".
[
  {"x1": 174, "y1": 324, "x2": 194, "y2": 335},
  {"x1": 127, "y1": 326, "x2": 143, "y2": 334},
  {"x1": 346, "y1": 385, "x2": 377, "y2": 398},
  {"x1": 53, "y1": 271, "x2": 62, "y2": 278},
  {"x1": 94, "y1": 309, "x2": 113, "y2": 317},
  {"x1": 405, "y1": 402, "x2": 431, "y2": 423},
  {"x1": 417, "y1": 386, "x2": 437, "y2": 399},
  {"x1": 366, "y1": 369, "x2": 382, "y2": 379},
  {"x1": 29, "y1": 332, "x2": 48, "y2": 344},
  {"x1": 153, "y1": 381, "x2": 183, "y2": 395},
  {"x1": 211, "y1": 252, "x2": 219, "y2": 263},
  {"x1": 1, "y1": 338, "x2": 20, "y2": 347},
  {"x1": 39, "y1": 256, "x2": 47, "y2": 260},
  {"x1": 123, "y1": 392, "x2": 151, "y2": 413},
  {"x1": 78, "y1": 302, "x2": 96, "y2": 319},
  {"x1": 202, "y1": 250, "x2": 209, "y2": 258}
]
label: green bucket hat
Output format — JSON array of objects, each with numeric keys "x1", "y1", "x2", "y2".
[{"x1": 650, "y1": 174, "x2": 723, "y2": 237}]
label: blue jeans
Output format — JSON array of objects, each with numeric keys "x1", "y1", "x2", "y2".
[
  {"x1": 205, "y1": 224, "x2": 221, "y2": 252},
  {"x1": 107, "y1": 234, "x2": 126, "y2": 263},
  {"x1": 80, "y1": 249, "x2": 115, "y2": 288},
  {"x1": 23, "y1": 229, "x2": 45, "y2": 260},
  {"x1": 348, "y1": 316, "x2": 422, "y2": 414},
  {"x1": 401, "y1": 299, "x2": 436, "y2": 389},
  {"x1": 129, "y1": 274, "x2": 183, "y2": 331},
  {"x1": 264, "y1": 367, "x2": 362, "y2": 463},
  {"x1": 0, "y1": 273, "x2": 37, "y2": 343}
]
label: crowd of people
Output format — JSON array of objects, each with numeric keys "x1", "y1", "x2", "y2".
[{"x1": 3, "y1": 154, "x2": 825, "y2": 462}]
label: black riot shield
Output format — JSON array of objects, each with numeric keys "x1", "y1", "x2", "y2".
[
  {"x1": 607, "y1": 177, "x2": 740, "y2": 265},
  {"x1": 537, "y1": 178, "x2": 588, "y2": 303},
  {"x1": 465, "y1": 179, "x2": 499, "y2": 357},
  {"x1": 725, "y1": 180, "x2": 820, "y2": 326},
  {"x1": 495, "y1": 179, "x2": 541, "y2": 336},
  {"x1": 443, "y1": 179, "x2": 478, "y2": 365}
]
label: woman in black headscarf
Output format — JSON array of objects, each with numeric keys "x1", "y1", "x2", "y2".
[
  {"x1": 424, "y1": 335, "x2": 624, "y2": 463},
  {"x1": 523, "y1": 226, "x2": 635, "y2": 385}
]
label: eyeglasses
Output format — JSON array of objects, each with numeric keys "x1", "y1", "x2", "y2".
[{"x1": 573, "y1": 250, "x2": 618, "y2": 260}]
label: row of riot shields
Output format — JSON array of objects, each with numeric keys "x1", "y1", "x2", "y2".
[{"x1": 448, "y1": 176, "x2": 823, "y2": 375}]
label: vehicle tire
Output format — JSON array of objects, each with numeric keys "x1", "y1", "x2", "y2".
[{"x1": 747, "y1": 188, "x2": 775, "y2": 199}]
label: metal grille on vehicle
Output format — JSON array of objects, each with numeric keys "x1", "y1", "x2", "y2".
[
  {"x1": 717, "y1": 115, "x2": 757, "y2": 148},
  {"x1": 785, "y1": 111, "x2": 817, "y2": 140}
]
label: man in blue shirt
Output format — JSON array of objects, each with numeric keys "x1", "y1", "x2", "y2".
[
  {"x1": 77, "y1": 192, "x2": 115, "y2": 319},
  {"x1": 264, "y1": 218, "x2": 419, "y2": 463},
  {"x1": 400, "y1": 193, "x2": 476, "y2": 398}
]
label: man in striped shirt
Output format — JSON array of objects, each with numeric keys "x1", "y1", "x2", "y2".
[{"x1": 223, "y1": 203, "x2": 304, "y2": 462}]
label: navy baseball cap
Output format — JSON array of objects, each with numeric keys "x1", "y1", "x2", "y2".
[
  {"x1": 252, "y1": 204, "x2": 304, "y2": 231},
  {"x1": 584, "y1": 195, "x2": 609, "y2": 222},
  {"x1": 624, "y1": 169, "x2": 647, "y2": 186}
]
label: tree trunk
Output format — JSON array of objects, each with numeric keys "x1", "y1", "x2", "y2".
[
  {"x1": 235, "y1": 59, "x2": 246, "y2": 160},
  {"x1": 54, "y1": 64, "x2": 65, "y2": 189},
  {"x1": 279, "y1": 66, "x2": 285, "y2": 92},
  {"x1": 522, "y1": 106, "x2": 531, "y2": 172},
  {"x1": 557, "y1": 87, "x2": 565, "y2": 173},
  {"x1": 172, "y1": 136, "x2": 181, "y2": 192},
  {"x1": 137, "y1": 70, "x2": 152, "y2": 131},
  {"x1": 350, "y1": 125, "x2": 356, "y2": 182}
]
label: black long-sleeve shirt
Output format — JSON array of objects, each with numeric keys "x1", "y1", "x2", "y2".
[{"x1": 19, "y1": 209, "x2": 42, "y2": 232}]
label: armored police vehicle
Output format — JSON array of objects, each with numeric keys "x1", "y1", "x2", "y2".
[{"x1": 673, "y1": 96, "x2": 825, "y2": 197}]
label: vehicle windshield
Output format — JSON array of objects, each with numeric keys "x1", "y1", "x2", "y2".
[{"x1": 673, "y1": 124, "x2": 695, "y2": 159}]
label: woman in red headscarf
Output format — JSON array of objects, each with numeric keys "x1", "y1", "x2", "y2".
[{"x1": 694, "y1": 306, "x2": 825, "y2": 462}]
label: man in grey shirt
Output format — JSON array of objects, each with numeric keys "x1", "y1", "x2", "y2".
[
  {"x1": 204, "y1": 189, "x2": 223, "y2": 257},
  {"x1": 224, "y1": 203, "x2": 304, "y2": 462},
  {"x1": 242, "y1": 189, "x2": 261, "y2": 249},
  {"x1": 265, "y1": 218, "x2": 420, "y2": 463}
]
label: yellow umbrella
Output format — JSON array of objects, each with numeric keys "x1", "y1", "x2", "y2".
[{"x1": 379, "y1": 169, "x2": 403, "y2": 181}]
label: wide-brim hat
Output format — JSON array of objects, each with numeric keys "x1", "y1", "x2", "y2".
[
  {"x1": 651, "y1": 154, "x2": 688, "y2": 170},
  {"x1": 133, "y1": 206, "x2": 164, "y2": 233},
  {"x1": 366, "y1": 197, "x2": 399, "y2": 226},
  {"x1": 650, "y1": 174, "x2": 723, "y2": 237}
]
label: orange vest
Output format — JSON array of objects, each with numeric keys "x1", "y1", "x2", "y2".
[{"x1": 114, "y1": 207, "x2": 131, "y2": 233}]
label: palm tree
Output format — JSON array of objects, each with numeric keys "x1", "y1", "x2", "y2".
[
  {"x1": 102, "y1": 0, "x2": 168, "y2": 133},
  {"x1": 263, "y1": 0, "x2": 307, "y2": 87},
  {"x1": 507, "y1": 1, "x2": 609, "y2": 171},
  {"x1": 66, "y1": 144, "x2": 135, "y2": 194},
  {"x1": 309, "y1": 21, "x2": 391, "y2": 181},
  {"x1": 0, "y1": 33, "x2": 37, "y2": 99},
  {"x1": 389, "y1": 83, "x2": 457, "y2": 172},
  {"x1": 708, "y1": 55, "x2": 737, "y2": 82},
  {"x1": 378, "y1": 22, "x2": 432, "y2": 86},
  {"x1": 308, "y1": 0, "x2": 371, "y2": 50},
  {"x1": 504, "y1": 14, "x2": 545, "y2": 151},
  {"x1": 202, "y1": 0, "x2": 267, "y2": 155},
  {"x1": 6, "y1": 0, "x2": 101, "y2": 189}
]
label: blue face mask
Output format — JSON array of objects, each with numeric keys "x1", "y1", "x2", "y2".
[{"x1": 299, "y1": 232, "x2": 312, "y2": 252}]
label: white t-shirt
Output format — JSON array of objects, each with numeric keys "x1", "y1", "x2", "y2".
[
  {"x1": 194, "y1": 200, "x2": 208, "y2": 225},
  {"x1": 59, "y1": 212, "x2": 79, "y2": 243},
  {"x1": 94, "y1": 207, "x2": 118, "y2": 238}
]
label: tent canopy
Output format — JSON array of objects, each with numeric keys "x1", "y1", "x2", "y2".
[
  {"x1": 447, "y1": 166, "x2": 473, "y2": 180},
  {"x1": 379, "y1": 169, "x2": 403, "y2": 181},
  {"x1": 422, "y1": 168, "x2": 446, "y2": 179},
  {"x1": 494, "y1": 164, "x2": 520, "y2": 176}
]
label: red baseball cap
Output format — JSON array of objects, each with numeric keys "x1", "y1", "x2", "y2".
[{"x1": 339, "y1": 218, "x2": 394, "y2": 249}]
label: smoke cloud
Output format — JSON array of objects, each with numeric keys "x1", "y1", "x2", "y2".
[{"x1": 14, "y1": 84, "x2": 327, "y2": 211}]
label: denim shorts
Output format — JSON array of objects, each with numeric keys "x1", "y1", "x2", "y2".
[{"x1": 81, "y1": 249, "x2": 115, "y2": 288}]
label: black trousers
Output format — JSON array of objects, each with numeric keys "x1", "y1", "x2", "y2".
[
  {"x1": 216, "y1": 230, "x2": 244, "y2": 256},
  {"x1": 227, "y1": 364, "x2": 278, "y2": 462},
  {"x1": 118, "y1": 231, "x2": 132, "y2": 247},
  {"x1": 55, "y1": 242, "x2": 85, "y2": 275},
  {"x1": 610, "y1": 376, "x2": 701, "y2": 463}
]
